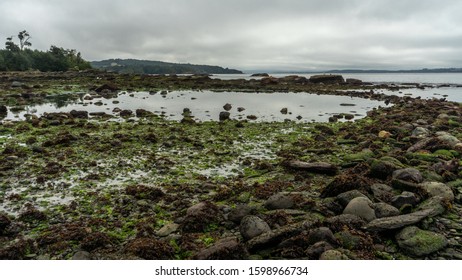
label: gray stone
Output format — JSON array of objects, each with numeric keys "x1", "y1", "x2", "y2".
[
  {"x1": 343, "y1": 197, "x2": 376, "y2": 222},
  {"x1": 374, "y1": 202, "x2": 400, "y2": 218},
  {"x1": 364, "y1": 209, "x2": 434, "y2": 231},
  {"x1": 155, "y1": 222, "x2": 179, "y2": 237},
  {"x1": 420, "y1": 182, "x2": 454, "y2": 202},
  {"x1": 391, "y1": 191, "x2": 419, "y2": 209},
  {"x1": 305, "y1": 241, "x2": 334, "y2": 259},
  {"x1": 396, "y1": 226, "x2": 448, "y2": 256},
  {"x1": 319, "y1": 249, "x2": 349, "y2": 260},
  {"x1": 265, "y1": 193, "x2": 295, "y2": 210},
  {"x1": 370, "y1": 183, "x2": 394, "y2": 202},
  {"x1": 392, "y1": 168, "x2": 423, "y2": 183},
  {"x1": 411, "y1": 127, "x2": 430, "y2": 138},
  {"x1": 223, "y1": 103, "x2": 232, "y2": 111},
  {"x1": 436, "y1": 132, "x2": 461, "y2": 148},
  {"x1": 416, "y1": 196, "x2": 446, "y2": 217},
  {"x1": 336, "y1": 190, "x2": 368, "y2": 208},
  {"x1": 71, "y1": 251, "x2": 93, "y2": 260},
  {"x1": 308, "y1": 227, "x2": 337, "y2": 245},
  {"x1": 240, "y1": 215, "x2": 271, "y2": 240},
  {"x1": 369, "y1": 157, "x2": 404, "y2": 179},
  {"x1": 228, "y1": 204, "x2": 255, "y2": 224},
  {"x1": 11, "y1": 81, "x2": 24, "y2": 88}
]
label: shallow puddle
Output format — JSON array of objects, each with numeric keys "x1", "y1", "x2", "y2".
[{"x1": 3, "y1": 90, "x2": 389, "y2": 122}]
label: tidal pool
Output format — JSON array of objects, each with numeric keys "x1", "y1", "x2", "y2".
[{"x1": 4, "y1": 90, "x2": 389, "y2": 122}]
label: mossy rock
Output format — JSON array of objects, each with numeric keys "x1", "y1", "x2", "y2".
[
  {"x1": 369, "y1": 156, "x2": 405, "y2": 179},
  {"x1": 433, "y1": 149, "x2": 455, "y2": 159},
  {"x1": 396, "y1": 226, "x2": 448, "y2": 257},
  {"x1": 406, "y1": 152, "x2": 439, "y2": 162},
  {"x1": 343, "y1": 149, "x2": 375, "y2": 164}
]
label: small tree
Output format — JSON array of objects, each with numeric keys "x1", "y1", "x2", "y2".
[
  {"x1": 5, "y1": 37, "x2": 20, "y2": 52},
  {"x1": 18, "y1": 30, "x2": 32, "y2": 50}
]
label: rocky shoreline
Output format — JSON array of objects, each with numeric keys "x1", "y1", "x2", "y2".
[{"x1": 1, "y1": 71, "x2": 462, "y2": 260}]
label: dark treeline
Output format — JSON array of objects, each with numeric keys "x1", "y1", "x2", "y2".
[{"x1": 0, "y1": 30, "x2": 92, "y2": 72}]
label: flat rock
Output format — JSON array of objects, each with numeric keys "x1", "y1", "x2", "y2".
[
  {"x1": 396, "y1": 226, "x2": 448, "y2": 256},
  {"x1": 364, "y1": 209, "x2": 434, "y2": 231},
  {"x1": 240, "y1": 215, "x2": 271, "y2": 240},
  {"x1": 286, "y1": 160, "x2": 338, "y2": 175},
  {"x1": 265, "y1": 193, "x2": 295, "y2": 210},
  {"x1": 326, "y1": 214, "x2": 366, "y2": 231},
  {"x1": 155, "y1": 222, "x2": 179, "y2": 237},
  {"x1": 343, "y1": 197, "x2": 376, "y2": 222},
  {"x1": 194, "y1": 238, "x2": 249, "y2": 260}
]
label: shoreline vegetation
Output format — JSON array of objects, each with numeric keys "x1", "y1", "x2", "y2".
[{"x1": 1, "y1": 70, "x2": 462, "y2": 260}]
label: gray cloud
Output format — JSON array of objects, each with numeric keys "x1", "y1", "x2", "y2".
[{"x1": 1, "y1": 0, "x2": 462, "y2": 71}]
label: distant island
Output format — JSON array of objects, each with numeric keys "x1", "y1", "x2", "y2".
[
  {"x1": 91, "y1": 59, "x2": 243, "y2": 74},
  {"x1": 270, "y1": 68, "x2": 462, "y2": 74}
]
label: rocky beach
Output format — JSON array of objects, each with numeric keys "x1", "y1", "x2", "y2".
[{"x1": 1, "y1": 71, "x2": 462, "y2": 260}]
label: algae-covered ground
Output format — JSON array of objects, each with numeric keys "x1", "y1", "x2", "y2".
[{"x1": 1, "y1": 71, "x2": 461, "y2": 260}]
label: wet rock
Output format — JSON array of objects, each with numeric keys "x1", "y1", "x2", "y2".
[
  {"x1": 246, "y1": 221, "x2": 309, "y2": 252},
  {"x1": 182, "y1": 201, "x2": 223, "y2": 232},
  {"x1": 309, "y1": 74, "x2": 345, "y2": 84},
  {"x1": 411, "y1": 127, "x2": 430, "y2": 138},
  {"x1": 136, "y1": 109, "x2": 154, "y2": 118},
  {"x1": 194, "y1": 238, "x2": 249, "y2": 260},
  {"x1": 228, "y1": 204, "x2": 256, "y2": 224},
  {"x1": 280, "y1": 107, "x2": 288, "y2": 114},
  {"x1": 390, "y1": 191, "x2": 419, "y2": 209},
  {"x1": 286, "y1": 160, "x2": 338, "y2": 175},
  {"x1": 240, "y1": 215, "x2": 271, "y2": 240},
  {"x1": 223, "y1": 103, "x2": 232, "y2": 111},
  {"x1": 396, "y1": 226, "x2": 448, "y2": 256},
  {"x1": 219, "y1": 111, "x2": 230, "y2": 121},
  {"x1": 237, "y1": 107, "x2": 245, "y2": 112},
  {"x1": 119, "y1": 109, "x2": 133, "y2": 118},
  {"x1": 336, "y1": 190, "x2": 368, "y2": 208},
  {"x1": 71, "y1": 251, "x2": 93, "y2": 260},
  {"x1": 265, "y1": 193, "x2": 295, "y2": 210},
  {"x1": 392, "y1": 168, "x2": 423, "y2": 184},
  {"x1": 369, "y1": 157, "x2": 405, "y2": 180},
  {"x1": 370, "y1": 183, "x2": 394, "y2": 202},
  {"x1": 70, "y1": 110, "x2": 89, "y2": 119},
  {"x1": 125, "y1": 185, "x2": 164, "y2": 201},
  {"x1": 436, "y1": 132, "x2": 460, "y2": 148},
  {"x1": 0, "y1": 213, "x2": 11, "y2": 234},
  {"x1": 18, "y1": 205, "x2": 47, "y2": 223},
  {"x1": 0, "y1": 105, "x2": 7, "y2": 115},
  {"x1": 11, "y1": 81, "x2": 25, "y2": 88},
  {"x1": 319, "y1": 249, "x2": 349, "y2": 260},
  {"x1": 374, "y1": 202, "x2": 400, "y2": 218},
  {"x1": 95, "y1": 83, "x2": 119, "y2": 93},
  {"x1": 308, "y1": 227, "x2": 337, "y2": 245},
  {"x1": 328, "y1": 116, "x2": 338, "y2": 123},
  {"x1": 420, "y1": 181, "x2": 454, "y2": 202},
  {"x1": 364, "y1": 208, "x2": 434, "y2": 231},
  {"x1": 155, "y1": 223, "x2": 179, "y2": 237},
  {"x1": 416, "y1": 196, "x2": 446, "y2": 217},
  {"x1": 246, "y1": 115, "x2": 258, "y2": 120},
  {"x1": 343, "y1": 197, "x2": 376, "y2": 222},
  {"x1": 326, "y1": 214, "x2": 366, "y2": 231},
  {"x1": 305, "y1": 241, "x2": 334, "y2": 259}
]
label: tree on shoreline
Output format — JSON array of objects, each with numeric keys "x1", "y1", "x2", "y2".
[{"x1": 0, "y1": 30, "x2": 91, "y2": 72}]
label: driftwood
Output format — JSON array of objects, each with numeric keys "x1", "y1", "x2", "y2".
[{"x1": 286, "y1": 160, "x2": 339, "y2": 175}]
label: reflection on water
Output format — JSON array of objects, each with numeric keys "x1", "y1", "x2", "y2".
[{"x1": 4, "y1": 90, "x2": 389, "y2": 123}]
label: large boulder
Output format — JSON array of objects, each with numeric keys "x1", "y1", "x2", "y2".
[
  {"x1": 265, "y1": 193, "x2": 295, "y2": 210},
  {"x1": 343, "y1": 197, "x2": 376, "y2": 222},
  {"x1": 396, "y1": 226, "x2": 448, "y2": 257},
  {"x1": 420, "y1": 182, "x2": 454, "y2": 202},
  {"x1": 239, "y1": 215, "x2": 271, "y2": 240}
]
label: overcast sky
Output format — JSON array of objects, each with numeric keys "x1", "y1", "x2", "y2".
[{"x1": 1, "y1": 0, "x2": 462, "y2": 71}]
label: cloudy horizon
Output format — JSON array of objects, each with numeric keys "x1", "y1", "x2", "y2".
[{"x1": 1, "y1": 0, "x2": 461, "y2": 71}]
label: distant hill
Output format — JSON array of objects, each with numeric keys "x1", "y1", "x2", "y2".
[{"x1": 91, "y1": 59, "x2": 243, "y2": 74}]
